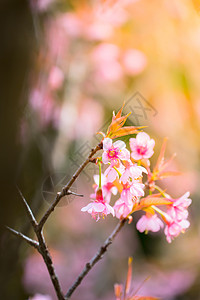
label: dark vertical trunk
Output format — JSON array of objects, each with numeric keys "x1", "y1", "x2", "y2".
[{"x1": 0, "y1": 1, "x2": 35, "y2": 298}]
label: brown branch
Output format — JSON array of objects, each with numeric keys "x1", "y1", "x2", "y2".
[
  {"x1": 36, "y1": 229, "x2": 65, "y2": 300},
  {"x1": 11, "y1": 142, "x2": 102, "y2": 299},
  {"x1": 65, "y1": 218, "x2": 127, "y2": 299},
  {"x1": 15, "y1": 187, "x2": 65, "y2": 299},
  {"x1": 38, "y1": 142, "x2": 102, "y2": 230},
  {"x1": 16, "y1": 186, "x2": 38, "y2": 230},
  {"x1": 66, "y1": 191, "x2": 84, "y2": 197},
  {"x1": 6, "y1": 226, "x2": 39, "y2": 250}
]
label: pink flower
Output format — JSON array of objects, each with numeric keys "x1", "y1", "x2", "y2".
[
  {"x1": 91, "y1": 43, "x2": 123, "y2": 82},
  {"x1": 120, "y1": 160, "x2": 147, "y2": 184},
  {"x1": 160, "y1": 199, "x2": 191, "y2": 243},
  {"x1": 121, "y1": 181, "x2": 145, "y2": 202},
  {"x1": 169, "y1": 192, "x2": 192, "y2": 221},
  {"x1": 136, "y1": 214, "x2": 164, "y2": 233},
  {"x1": 102, "y1": 138, "x2": 130, "y2": 165},
  {"x1": 130, "y1": 132, "x2": 155, "y2": 160},
  {"x1": 92, "y1": 173, "x2": 118, "y2": 202},
  {"x1": 104, "y1": 162, "x2": 125, "y2": 182},
  {"x1": 81, "y1": 189, "x2": 115, "y2": 221},
  {"x1": 164, "y1": 219, "x2": 190, "y2": 243},
  {"x1": 114, "y1": 198, "x2": 133, "y2": 219}
]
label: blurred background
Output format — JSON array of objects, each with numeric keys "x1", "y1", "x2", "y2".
[{"x1": 1, "y1": 0, "x2": 200, "y2": 299}]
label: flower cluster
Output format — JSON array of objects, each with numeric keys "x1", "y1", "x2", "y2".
[{"x1": 81, "y1": 106, "x2": 192, "y2": 243}]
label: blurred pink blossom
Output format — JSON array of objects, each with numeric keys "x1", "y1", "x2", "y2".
[
  {"x1": 91, "y1": 44, "x2": 123, "y2": 82},
  {"x1": 74, "y1": 98, "x2": 104, "y2": 139},
  {"x1": 85, "y1": 21, "x2": 113, "y2": 40},
  {"x1": 29, "y1": 88, "x2": 60, "y2": 128},
  {"x1": 48, "y1": 66, "x2": 64, "y2": 90},
  {"x1": 29, "y1": 294, "x2": 52, "y2": 300},
  {"x1": 122, "y1": 49, "x2": 147, "y2": 75},
  {"x1": 60, "y1": 13, "x2": 83, "y2": 37},
  {"x1": 91, "y1": 43, "x2": 120, "y2": 62}
]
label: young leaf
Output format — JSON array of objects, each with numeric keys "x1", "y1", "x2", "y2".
[{"x1": 134, "y1": 196, "x2": 172, "y2": 211}]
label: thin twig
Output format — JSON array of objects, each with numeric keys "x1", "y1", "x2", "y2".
[
  {"x1": 5, "y1": 226, "x2": 39, "y2": 250},
  {"x1": 66, "y1": 191, "x2": 84, "y2": 197},
  {"x1": 16, "y1": 186, "x2": 38, "y2": 229},
  {"x1": 65, "y1": 218, "x2": 127, "y2": 299},
  {"x1": 38, "y1": 142, "x2": 102, "y2": 230}
]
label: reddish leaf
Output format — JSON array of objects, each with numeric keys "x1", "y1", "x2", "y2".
[
  {"x1": 115, "y1": 101, "x2": 125, "y2": 119},
  {"x1": 158, "y1": 171, "x2": 182, "y2": 179},
  {"x1": 154, "y1": 137, "x2": 168, "y2": 173},
  {"x1": 114, "y1": 284, "x2": 123, "y2": 300},
  {"x1": 107, "y1": 114, "x2": 131, "y2": 137},
  {"x1": 135, "y1": 196, "x2": 172, "y2": 211},
  {"x1": 125, "y1": 257, "x2": 133, "y2": 295},
  {"x1": 109, "y1": 126, "x2": 145, "y2": 139},
  {"x1": 106, "y1": 103, "x2": 144, "y2": 139}
]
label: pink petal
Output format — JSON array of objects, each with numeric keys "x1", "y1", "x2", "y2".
[
  {"x1": 105, "y1": 203, "x2": 115, "y2": 216},
  {"x1": 131, "y1": 150, "x2": 142, "y2": 161},
  {"x1": 103, "y1": 138, "x2": 112, "y2": 150},
  {"x1": 129, "y1": 138, "x2": 137, "y2": 151},
  {"x1": 136, "y1": 132, "x2": 150, "y2": 146},
  {"x1": 118, "y1": 148, "x2": 130, "y2": 160},
  {"x1": 113, "y1": 140, "x2": 126, "y2": 150},
  {"x1": 102, "y1": 152, "x2": 110, "y2": 164}
]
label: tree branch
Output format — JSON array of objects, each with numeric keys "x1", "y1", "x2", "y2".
[
  {"x1": 66, "y1": 191, "x2": 84, "y2": 197},
  {"x1": 15, "y1": 186, "x2": 65, "y2": 299},
  {"x1": 38, "y1": 142, "x2": 102, "y2": 230},
  {"x1": 16, "y1": 186, "x2": 38, "y2": 230},
  {"x1": 5, "y1": 226, "x2": 39, "y2": 250},
  {"x1": 36, "y1": 230, "x2": 65, "y2": 300},
  {"x1": 65, "y1": 218, "x2": 127, "y2": 299}
]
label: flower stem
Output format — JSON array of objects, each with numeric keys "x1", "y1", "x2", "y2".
[
  {"x1": 154, "y1": 185, "x2": 166, "y2": 197},
  {"x1": 98, "y1": 162, "x2": 102, "y2": 188}
]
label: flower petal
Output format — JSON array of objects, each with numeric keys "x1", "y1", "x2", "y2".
[{"x1": 103, "y1": 138, "x2": 112, "y2": 150}]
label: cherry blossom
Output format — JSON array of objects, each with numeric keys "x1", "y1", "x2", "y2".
[
  {"x1": 81, "y1": 188, "x2": 115, "y2": 221},
  {"x1": 168, "y1": 192, "x2": 192, "y2": 221},
  {"x1": 80, "y1": 105, "x2": 191, "y2": 243},
  {"x1": 164, "y1": 219, "x2": 190, "y2": 243},
  {"x1": 136, "y1": 213, "x2": 164, "y2": 233},
  {"x1": 104, "y1": 162, "x2": 125, "y2": 182},
  {"x1": 120, "y1": 160, "x2": 147, "y2": 184},
  {"x1": 92, "y1": 173, "x2": 118, "y2": 202},
  {"x1": 114, "y1": 198, "x2": 133, "y2": 219},
  {"x1": 121, "y1": 181, "x2": 145, "y2": 201},
  {"x1": 130, "y1": 132, "x2": 155, "y2": 160},
  {"x1": 102, "y1": 138, "x2": 130, "y2": 165}
]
